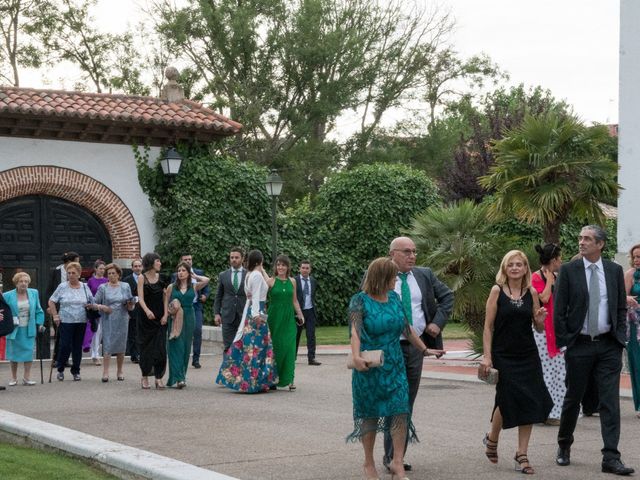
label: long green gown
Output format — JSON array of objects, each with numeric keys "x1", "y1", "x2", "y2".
[
  {"x1": 167, "y1": 285, "x2": 195, "y2": 387},
  {"x1": 268, "y1": 277, "x2": 297, "y2": 387}
]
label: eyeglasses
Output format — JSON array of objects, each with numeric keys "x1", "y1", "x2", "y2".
[{"x1": 393, "y1": 248, "x2": 418, "y2": 257}]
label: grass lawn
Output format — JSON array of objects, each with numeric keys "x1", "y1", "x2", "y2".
[
  {"x1": 0, "y1": 442, "x2": 118, "y2": 480},
  {"x1": 303, "y1": 322, "x2": 469, "y2": 346}
]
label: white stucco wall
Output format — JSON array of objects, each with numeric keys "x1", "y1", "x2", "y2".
[
  {"x1": 617, "y1": 0, "x2": 640, "y2": 263},
  {"x1": 0, "y1": 137, "x2": 160, "y2": 259}
]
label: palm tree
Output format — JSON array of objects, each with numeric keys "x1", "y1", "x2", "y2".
[
  {"x1": 479, "y1": 113, "x2": 619, "y2": 243},
  {"x1": 408, "y1": 200, "x2": 512, "y2": 345}
]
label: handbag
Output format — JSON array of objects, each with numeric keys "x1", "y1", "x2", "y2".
[
  {"x1": 347, "y1": 349, "x2": 384, "y2": 369},
  {"x1": 83, "y1": 284, "x2": 100, "y2": 332},
  {"x1": 477, "y1": 365, "x2": 499, "y2": 385}
]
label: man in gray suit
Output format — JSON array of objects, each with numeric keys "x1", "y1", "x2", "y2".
[
  {"x1": 383, "y1": 236, "x2": 454, "y2": 473},
  {"x1": 213, "y1": 247, "x2": 247, "y2": 351},
  {"x1": 554, "y1": 225, "x2": 634, "y2": 475}
]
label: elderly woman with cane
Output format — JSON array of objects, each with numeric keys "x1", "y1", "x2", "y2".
[{"x1": 4, "y1": 272, "x2": 45, "y2": 386}]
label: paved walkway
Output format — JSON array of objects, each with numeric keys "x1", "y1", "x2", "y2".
[{"x1": 1, "y1": 338, "x2": 639, "y2": 479}]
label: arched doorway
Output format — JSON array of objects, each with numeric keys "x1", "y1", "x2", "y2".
[{"x1": 0, "y1": 195, "x2": 112, "y2": 302}]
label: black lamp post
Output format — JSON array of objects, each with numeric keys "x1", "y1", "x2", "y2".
[
  {"x1": 264, "y1": 170, "x2": 284, "y2": 264},
  {"x1": 160, "y1": 147, "x2": 183, "y2": 179}
]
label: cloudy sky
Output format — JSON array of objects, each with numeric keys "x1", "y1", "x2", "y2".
[{"x1": 23, "y1": 0, "x2": 620, "y2": 126}]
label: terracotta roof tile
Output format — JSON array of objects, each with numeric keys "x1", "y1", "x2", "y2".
[{"x1": 0, "y1": 86, "x2": 242, "y2": 136}]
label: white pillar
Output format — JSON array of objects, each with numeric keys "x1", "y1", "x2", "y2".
[{"x1": 617, "y1": 0, "x2": 640, "y2": 264}]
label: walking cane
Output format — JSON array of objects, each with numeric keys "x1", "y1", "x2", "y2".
[
  {"x1": 48, "y1": 323, "x2": 60, "y2": 383},
  {"x1": 37, "y1": 325, "x2": 45, "y2": 384}
]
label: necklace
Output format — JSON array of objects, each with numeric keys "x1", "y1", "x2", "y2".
[{"x1": 506, "y1": 284, "x2": 524, "y2": 308}]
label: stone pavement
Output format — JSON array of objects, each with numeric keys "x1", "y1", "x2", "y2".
[{"x1": 0, "y1": 340, "x2": 638, "y2": 480}]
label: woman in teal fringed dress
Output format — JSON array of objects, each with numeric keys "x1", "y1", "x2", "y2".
[
  {"x1": 624, "y1": 244, "x2": 640, "y2": 418},
  {"x1": 165, "y1": 262, "x2": 209, "y2": 389},
  {"x1": 347, "y1": 257, "x2": 444, "y2": 480}
]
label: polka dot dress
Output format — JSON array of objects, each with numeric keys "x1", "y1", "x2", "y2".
[{"x1": 533, "y1": 328, "x2": 566, "y2": 420}]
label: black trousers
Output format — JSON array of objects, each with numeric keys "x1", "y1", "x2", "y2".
[
  {"x1": 384, "y1": 340, "x2": 423, "y2": 462},
  {"x1": 222, "y1": 315, "x2": 242, "y2": 351},
  {"x1": 56, "y1": 322, "x2": 86, "y2": 375},
  {"x1": 558, "y1": 334, "x2": 623, "y2": 461},
  {"x1": 126, "y1": 309, "x2": 139, "y2": 359},
  {"x1": 295, "y1": 308, "x2": 317, "y2": 360}
]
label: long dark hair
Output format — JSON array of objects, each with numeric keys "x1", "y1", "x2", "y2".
[
  {"x1": 173, "y1": 261, "x2": 192, "y2": 289},
  {"x1": 275, "y1": 254, "x2": 291, "y2": 277},
  {"x1": 247, "y1": 250, "x2": 263, "y2": 271},
  {"x1": 534, "y1": 243, "x2": 561, "y2": 266}
]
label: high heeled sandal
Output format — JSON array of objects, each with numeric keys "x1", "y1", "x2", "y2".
[
  {"x1": 362, "y1": 466, "x2": 379, "y2": 480},
  {"x1": 514, "y1": 453, "x2": 534, "y2": 474},
  {"x1": 155, "y1": 379, "x2": 165, "y2": 390},
  {"x1": 141, "y1": 378, "x2": 150, "y2": 389},
  {"x1": 483, "y1": 433, "x2": 498, "y2": 464}
]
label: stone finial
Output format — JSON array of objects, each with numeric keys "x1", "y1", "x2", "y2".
[{"x1": 160, "y1": 66, "x2": 184, "y2": 102}]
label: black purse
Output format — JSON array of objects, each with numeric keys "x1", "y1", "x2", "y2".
[{"x1": 83, "y1": 284, "x2": 100, "y2": 332}]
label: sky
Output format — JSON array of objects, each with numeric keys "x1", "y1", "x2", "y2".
[{"x1": 21, "y1": 0, "x2": 620, "y2": 127}]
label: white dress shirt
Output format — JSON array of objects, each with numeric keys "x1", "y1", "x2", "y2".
[
  {"x1": 581, "y1": 257, "x2": 611, "y2": 335},
  {"x1": 394, "y1": 271, "x2": 426, "y2": 338}
]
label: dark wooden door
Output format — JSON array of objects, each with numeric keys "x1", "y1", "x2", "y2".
[{"x1": 0, "y1": 195, "x2": 112, "y2": 305}]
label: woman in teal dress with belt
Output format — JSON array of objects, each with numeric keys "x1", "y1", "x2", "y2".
[
  {"x1": 266, "y1": 255, "x2": 304, "y2": 391},
  {"x1": 624, "y1": 244, "x2": 640, "y2": 418},
  {"x1": 4, "y1": 272, "x2": 45, "y2": 386},
  {"x1": 348, "y1": 257, "x2": 444, "y2": 480},
  {"x1": 165, "y1": 262, "x2": 209, "y2": 389}
]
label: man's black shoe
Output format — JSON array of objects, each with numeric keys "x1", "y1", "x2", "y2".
[
  {"x1": 0, "y1": 386, "x2": 6, "y2": 391},
  {"x1": 556, "y1": 447, "x2": 571, "y2": 466},
  {"x1": 382, "y1": 457, "x2": 411, "y2": 472},
  {"x1": 308, "y1": 359, "x2": 321, "y2": 366},
  {"x1": 131, "y1": 356, "x2": 139, "y2": 364},
  {"x1": 192, "y1": 362, "x2": 201, "y2": 369},
  {"x1": 602, "y1": 459, "x2": 634, "y2": 476}
]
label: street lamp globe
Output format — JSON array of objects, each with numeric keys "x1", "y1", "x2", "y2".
[
  {"x1": 265, "y1": 170, "x2": 284, "y2": 197},
  {"x1": 160, "y1": 147, "x2": 183, "y2": 177}
]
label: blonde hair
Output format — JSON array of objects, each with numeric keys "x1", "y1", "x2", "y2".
[
  {"x1": 65, "y1": 262, "x2": 82, "y2": 275},
  {"x1": 12, "y1": 271, "x2": 31, "y2": 285},
  {"x1": 363, "y1": 257, "x2": 398, "y2": 296},
  {"x1": 495, "y1": 250, "x2": 531, "y2": 290}
]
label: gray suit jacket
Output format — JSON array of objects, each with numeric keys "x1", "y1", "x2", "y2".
[
  {"x1": 213, "y1": 268, "x2": 247, "y2": 324},
  {"x1": 411, "y1": 267, "x2": 454, "y2": 350},
  {"x1": 554, "y1": 257, "x2": 627, "y2": 349}
]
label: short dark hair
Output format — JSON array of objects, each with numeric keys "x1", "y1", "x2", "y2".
[
  {"x1": 142, "y1": 252, "x2": 160, "y2": 272},
  {"x1": 62, "y1": 251, "x2": 80, "y2": 263},
  {"x1": 94, "y1": 259, "x2": 106, "y2": 270},
  {"x1": 246, "y1": 250, "x2": 263, "y2": 271},
  {"x1": 230, "y1": 246, "x2": 244, "y2": 257},
  {"x1": 299, "y1": 260, "x2": 311, "y2": 266},
  {"x1": 179, "y1": 252, "x2": 192, "y2": 259}
]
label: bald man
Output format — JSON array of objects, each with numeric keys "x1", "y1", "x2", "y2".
[{"x1": 383, "y1": 236, "x2": 454, "y2": 473}]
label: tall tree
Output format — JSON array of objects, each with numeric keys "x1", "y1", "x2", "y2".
[
  {"x1": 479, "y1": 113, "x2": 619, "y2": 243},
  {"x1": 0, "y1": 0, "x2": 42, "y2": 86},
  {"x1": 152, "y1": 0, "x2": 453, "y2": 170}
]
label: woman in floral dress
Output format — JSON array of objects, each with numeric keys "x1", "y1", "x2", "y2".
[{"x1": 216, "y1": 250, "x2": 278, "y2": 393}]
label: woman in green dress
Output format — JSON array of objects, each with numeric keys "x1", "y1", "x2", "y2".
[
  {"x1": 624, "y1": 243, "x2": 640, "y2": 418},
  {"x1": 265, "y1": 255, "x2": 304, "y2": 391},
  {"x1": 348, "y1": 257, "x2": 444, "y2": 480},
  {"x1": 165, "y1": 262, "x2": 209, "y2": 389}
]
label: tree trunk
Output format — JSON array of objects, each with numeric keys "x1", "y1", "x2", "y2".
[{"x1": 543, "y1": 221, "x2": 561, "y2": 245}]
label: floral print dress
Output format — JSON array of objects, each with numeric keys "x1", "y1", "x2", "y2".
[{"x1": 216, "y1": 270, "x2": 278, "y2": 393}]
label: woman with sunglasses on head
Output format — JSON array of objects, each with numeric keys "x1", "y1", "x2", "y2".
[{"x1": 530, "y1": 243, "x2": 566, "y2": 426}]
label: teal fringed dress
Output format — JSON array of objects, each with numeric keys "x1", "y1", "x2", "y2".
[{"x1": 347, "y1": 291, "x2": 417, "y2": 443}]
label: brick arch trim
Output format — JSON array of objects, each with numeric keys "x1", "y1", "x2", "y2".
[{"x1": 0, "y1": 166, "x2": 140, "y2": 261}]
